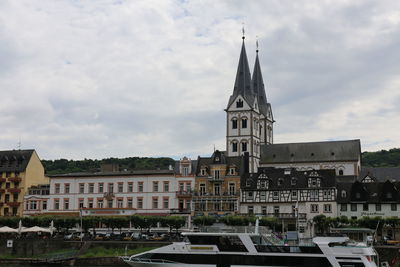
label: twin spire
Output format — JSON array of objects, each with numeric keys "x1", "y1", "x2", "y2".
[{"x1": 227, "y1": 36, "x2": 270, "y2": 117}]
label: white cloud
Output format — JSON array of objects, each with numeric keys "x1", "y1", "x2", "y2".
[{"x1": 0, "y1": 0, "x2": 399, "y2": 159}]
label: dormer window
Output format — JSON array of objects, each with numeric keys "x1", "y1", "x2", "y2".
[
  {"x1": 355, "y1": 192, "x2": 361, "y2": 199},
  {"x1": 200, "y1": 168, "x2": 206, "y2": 176},
  {"x1": 387, "y1": 192, "x2": 392, "y2": 198},
  {"x1": 308, "y1": 178, "x2": 321, "y2": 188},
  {"x1": 245, "y1": 180, "x2": 251, "y2": 187},
  {"x1": 341, "y1": 190, "x2": 347, "y2": 198},
  {"x1": 236, "y1": 99, "x2": 243, "y2": 108},
  {"x1": 291, "y1": 178, "x2": 297, "y2": 186},
  {"x1": 338, "y1": 170, "x2": 344, "y2": 176},
  {"x1": 229, "y1": 167, "x2": 235, "y2": 175},
  {"x1": 278, "y1": 178, "x2": 284, "y2": 186}
]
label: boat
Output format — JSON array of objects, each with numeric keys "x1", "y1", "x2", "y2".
[{"x1": 121, "y1": 231, "x2": 379, "y2": 267}]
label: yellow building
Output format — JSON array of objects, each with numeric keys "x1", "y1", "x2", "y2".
[{"x1": 0, "y1": 149, "x2": 48, "y2": 216}]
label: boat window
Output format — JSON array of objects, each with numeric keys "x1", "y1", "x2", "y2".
[
  {"x1": 187, "y1": 235, "x2": 248, "y2": 252},
  {"x1": 255, "y1": 245, "x2": 323, "y2": 254}
]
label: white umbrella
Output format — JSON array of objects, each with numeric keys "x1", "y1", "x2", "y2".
[
  {"x1": 0, "y1": 226, "x2": 18, "y2": 233},
  {"x1": 18, "y1": 220, "x2": 22, "y2": 234},
  {"x1": 50, "y1": 220, "x2": 54, "y2": 235},
  {"x1": 21, "y1": 226, "x2": 51, "y2": 233}
]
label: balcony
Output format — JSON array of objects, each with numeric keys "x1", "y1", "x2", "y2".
[
  {"x1": 0, "y1": 178, "x2": 6, "y2": 183},
  {"x1": 208, "y1": 176, "x2": 224, "y2": 182},
  {"x1": 170, "y1": 208, "x2": 191, "y2": 214},
  {"x1": 263, "y1": 213, "x2": 307, "y2": 219},
  {"x1": 7, "y1": 188, "x2": 21, "y2": 193},
  {"x1": 0, "y1": 189, "x2": 5, "y2": 193},
  {"x1": 6, "y1": 201, "x2": 21, "y2": 207},
  {"x1": 176, "y1": 191, "x2": 193, "y2": 198},
  {"x1": 193, "y1": 192, "x2": 240, "y2": 197},
  {"x1": 8, "y1": 177, "x2": 22, "y2": 183}
]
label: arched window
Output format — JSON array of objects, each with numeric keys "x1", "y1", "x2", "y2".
[
  {"x1": 341, "y1": 190, "x2": 347, "y2": 198},
  {"x1": 232, "y1": 118, "x2": 238, "y2": 129},
  {"x1": 242, "y1": 118, "x2": 247, "y2": 129},
  {"x1": 236, "y1": 99, "x2": 243, "y2": 108},
  {"x1": 241, "y1": 141, "x2": 247, "y2": 152},
  {"x1": 232, "y1": 141, "x2": 238, "y2": 152},
  {"x1": 338, "y1": 169, "x2": 344, "y2": 176}
]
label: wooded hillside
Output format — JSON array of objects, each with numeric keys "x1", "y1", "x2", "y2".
[{"x1": 362, "y1": 148, "x2": 400, "y2": 167}]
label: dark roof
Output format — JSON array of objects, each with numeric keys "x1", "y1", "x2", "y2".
[
  {"x1": 227, "y1": 39, "x2": 255, "y2": 108},
  {"x1": 260, "y1": 140, "x2": 361, "y2": 164},
  {"x1": 174, "y1": 159, "x2": 198, "y2": 175},
  {"x1": 252, "y1": 52, "x2": 271, "y2": 118},
  {"x1": 242, "y1": 167, "x2": 336, "y2": 190},
  {"x1": 0, "y1": 149, "x2": 34, "y2": 172},
  {"x1": 359, "y1": 167, "x2": 400, "y2": 182},
  {"x1": 337, "y1": 180, "x2": 400, "y2": 203},
  {"x1": 196, "y1": 151, "x2": 243, "y2": 175},
  {"x1": 49, "y1": 169, "x2": 175, "y2": 178}
]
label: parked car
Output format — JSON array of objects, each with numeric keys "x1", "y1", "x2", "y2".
[{"x1": 94, "y1": 233, "x2": 106, "y2": 241}]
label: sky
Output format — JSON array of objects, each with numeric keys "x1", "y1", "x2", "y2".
[{"x1": 0, "y1": 0, "x2": 399, "y2": 160}]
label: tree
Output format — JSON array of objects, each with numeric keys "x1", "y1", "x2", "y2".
[
  {"x1": 193, "y1": 216, "x2": 216, "y2": 226},
  {"x1": 313, "y1": 215, "x2": 327, "y2": 234}
]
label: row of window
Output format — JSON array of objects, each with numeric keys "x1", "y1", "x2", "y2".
[
  {"x1": 199, "y1": 168, "x2": 236, "y2": 177},
  {"x1": 340, "y1": 203, "x2": 398, "y2": 212},
  {"x1": 0, "y1": 172, "x2": 20, "y2": 178},
  {"x1": 246, "y1": 203, "x2": 332, "y2": 214},
  {"x1": 53, "y1": 181, "x2": 192, "y2": 194},
  {"x1": 253, "y1": 177, "x2": 323, "y2": 189},
  {"x1": 244, "y1": 190, "x2": 334, "y2": 202},
  {"x1": 52, "y1": 197, "x2": 173, "y2": 210},
  {"x1": 198, "y1": 183, "x2": 236, "y2": 196}
]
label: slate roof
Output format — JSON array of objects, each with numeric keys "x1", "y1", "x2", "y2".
[
  {"x1": 0, "y1": 149, "x2": 34, "y2": 172},
  {"x1": 359, "y1": 167, "x2": 400, "y2": 182},
  {"x1": 252, "y1": 52, "x2": 271, "y2": 118},
  {"x1": 260, "y1": 139, "x2": 361, "y2": 164},
  {"x1": 195, "y1": 150, "x2": 243, "y2": 176},
  {"x1": 337, "y1": 180, "x2": 400, "y2": 203},
  {"x1": 227, "y1": 39, "x2": 255, "y2": 109},
  {"x1": 242, "y1": 167, "x2": 337, "y2": 190}
]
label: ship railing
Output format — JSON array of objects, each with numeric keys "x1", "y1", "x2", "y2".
[{"x1": 121, "y1": 256, "x2": 178, "y2": 264}]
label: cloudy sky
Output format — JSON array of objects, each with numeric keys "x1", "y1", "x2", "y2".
[{"x1": 0, "y1": 0, "x2": 399, "y2": 160}]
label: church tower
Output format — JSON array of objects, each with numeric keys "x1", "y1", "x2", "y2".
[{"x1": 225, "y1": 36, "x2": 274, "y2": 173}]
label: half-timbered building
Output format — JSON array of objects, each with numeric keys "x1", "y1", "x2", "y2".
[{"x1": 240, "y1": 167, "x2": 337, "y2": 237}]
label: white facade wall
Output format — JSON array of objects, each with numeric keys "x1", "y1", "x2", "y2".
[
  {"x1": 46, "y1": 174, "x2": 181, "y2": 216},
  {"x1": 338, "y1": 203, "x2": 399, "y2": 219}
]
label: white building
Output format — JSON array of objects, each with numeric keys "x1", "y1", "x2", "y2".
[{"x1": 43, "y1": 168, "x2": 194, "y2": 217}]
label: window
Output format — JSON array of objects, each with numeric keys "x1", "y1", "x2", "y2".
[
  {"x1": 79, "y1": 183, "x2": 85, "y2": 194},
  {"x1": 214, "y1": 184, "x2": 221, "y2": 196},
  {"x1": 89, "y1": 183, "x2": 94, "y2": 193},
  {"x1": 200, "y1": 168, "x2": 206, "y2": 176},
  {"x1": 340, "y1": 204, "x2": 347, "y2": 211},
  {"x1": 324, "y1": 204, "x2": 332, "y2": 213},
  {"x1": 291, "y1": 178, "x2": 297, "y2": 186},
  {"x1": 152, "y1": 197, "x2": 158, "y2": 209},
  {"x1": 248, "y1": 206, "x2": 254, "y2": 214},
  {"x1": 163, "y1": 198, "x2": 169, "y2": 209},
  {"x1": 64, "y1": 199, "x2": 69, "y2": 210},
  {"x1": 182, "y1": 167, "x2": 189, "y2": 176},
  {"x1": 242, "y1": 118, "x2": 247, "y2": 128},
  {"x1": 118, "y1": 199, "x2": 123, "y2": 208},
  {"x1": 232, "y1": 142, "x2": 238, "y2": 152},
  {"x1": 98, "y1": 199, "x2": 104, "y2": 208},
  {"x1": 387, "y1": 192, "x2": 393, "y2": 198},
  {"x1": 99, "y1": 183, "x2": 104, "y2": 193},
  {"x1": 376, "y1": 203, "x2": 381, "y2": 211},
  {"x1": 273, "y1": 191, "x2": 279, "y2": 200},
  {"x1": 341, "y1": 190, "x2": 347, "y2": 198},
  {"x1": 42, "y1": 201, "x2": 47, "y2": 210},
  {"x1": 153, "y1": 181, "x2": 159, "y2": 192},
  {"x1": 391, "y1": 204, "x2": 397, "y2": 211},
  {"x1": 236, "y1": 99, "x2": 243, "y2": 108},
  {"x1": 163, "y1": 182, "x2": 169, "y2": 192},
  {"x1": 55, "y1": 184, "x2": 60, "y2": 194},
  {"x1": 261, "y1": 206, "x2": 267, "y2": 215},
  {"x1": 185, "y1": 200, "x2": 191, "y2": 210},
  {"x1": 137, "y1": 198, "x2": 143, "y2": 209},
  {"x1": 339, "y1": 170, "x2": 344, "y2": 176},
  {"x1": 54, "y1": 199, "x2": 59, "y2": 210},
  {"x1": 79, "y1": 199, "x2": 84, "y2": 208},
  {"x1": 292, "y1": 191, "x2": 297, "y2": 199},
  {"x1": 186, "y1": 182, "x2": 191, "y2": 191},
  {"x1": 232, "y1": 119, "x2": 238, "y2": 129},
  {"x1": 108, "y1": 183, "x2": 114, "y2": 193},
  {"x1": 214, "y1": 170, "x2": 220, "y2": 179},
  {"x1": 355, "y1": 192, "x2": 361, "y2": 199},
  {"x1": 200, "y1": 183, "x2": 206, "y2": 195},
  {"x1": 278, "y1": 178, "x2": 283, "y2": 186},
  {"x1": 229, "y1": 183, "x2": 235, "y2": 195},
  {"x1": 127, "y1": 198, "x2": 133, "y2": 208},
  {"x1": 311, "y1": 204, "x2": 319, "y2": 213},
  {"x1": 128, "y1": 182, "x2": 133, "y2": 192},
  {"x1": 242, "y1": 142, "x2": 247, "y2": 152},
  {"x1": 363, "y1": 203, "x2": 369, "y2": 211},
  {"x1": 29, "y1": 201, "x2": 37, "y2": 210},
  {"x1": 88, "y1": 199, "x2": 93, "y2": 208},
  {"x1": 229, "y1": 167, "x2": 235, "y2": 175},
  {"x1": 310, "y1": 190, "x2": 318, "y2": 201},
  {"x1": 65, "y1": 184, "x2": 70, "y2": 194},
  {"x1": 179, "y1": 182, "x2": 184, "y2": 192},
  {"x1": 118, "y1": 183, "x2": 123, "y2": 193},
  {"x1": 260, "y1": 191, "x2": 266, "y2": 201},
  {"x1": 274, "y1": 206, "x2": 279, "y2": 214},
  {"x1": 247, "y1": 191, "x2": 253, "y2": 200},
  {"x1": 351, "y1": 203, "x2": 357, "y2": 211},
  {"x1": 108, "y1": 199, "x2": 113, "y2": 208},
  {"x1": 138, "y1": 182, "x2": 143, "y2": 192}
]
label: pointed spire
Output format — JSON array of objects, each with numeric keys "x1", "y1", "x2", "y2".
[
  {"x1": 227, "y1": 36, "x2": 254, "y2": 108},
  {"x1": 252, "y1": 41, "x2": 269, "y2": 116}
]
